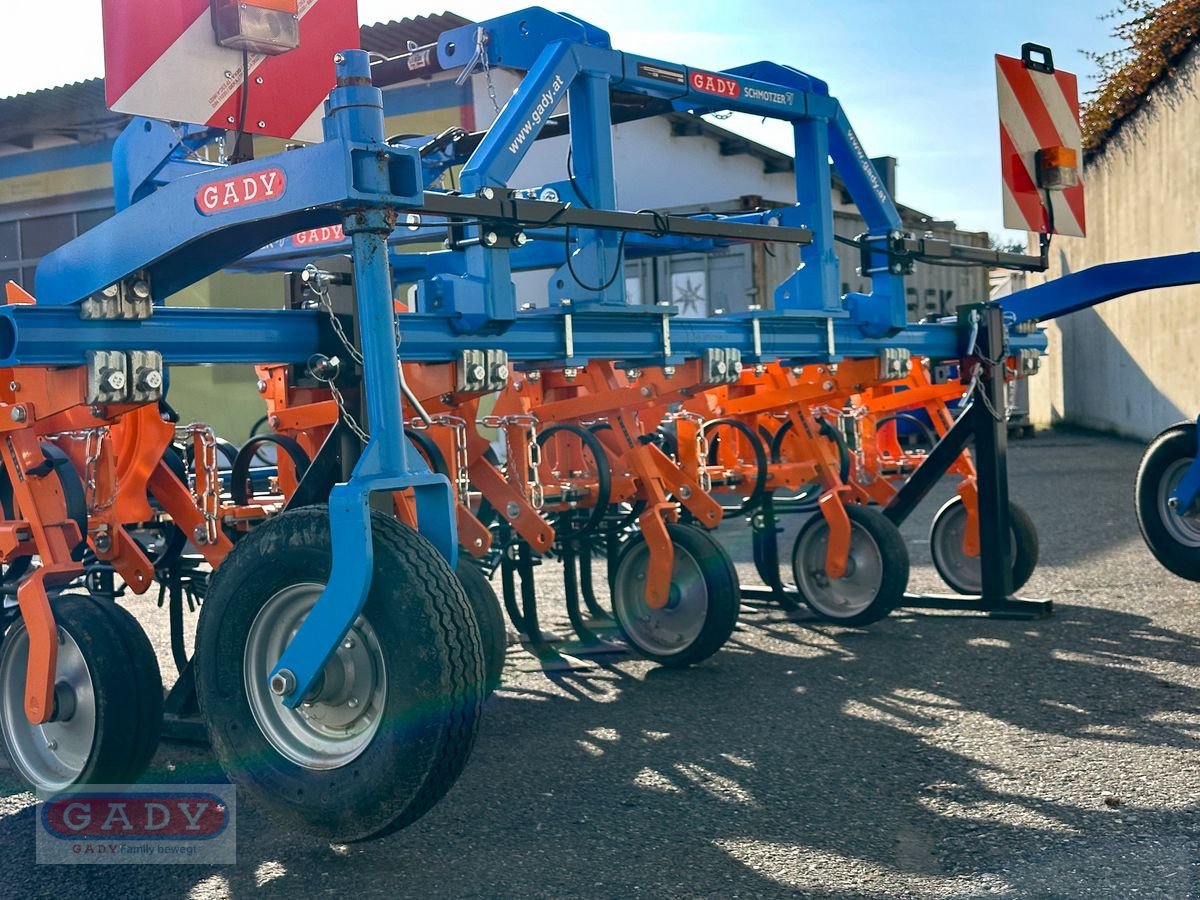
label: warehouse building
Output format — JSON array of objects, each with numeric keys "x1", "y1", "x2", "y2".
[{"x1": 0, "y1": 11, "x2": 989, "y2": 438}]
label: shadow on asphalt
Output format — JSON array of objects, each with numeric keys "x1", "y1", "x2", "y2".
[{"x1": 3, "y1": 594, "x2": 1200, "y2": 898}]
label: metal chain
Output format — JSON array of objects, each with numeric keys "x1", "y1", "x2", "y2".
[
  {"x1": 668, "y1": 411, "x2": 712, "y2": 493},
  {"x1": 455, "y1": 26, "x2": 501, "y2": 114},
  {"x1": 48, "y1": 428, "x2": 116, "y2": 513},
  {"x1": 479, "y1": 414, "x2": 543, "y2": 509},
  {"x1": 412, "y1": 415, "x2": 472, "y2": 505},
  {"x1": 309, "y1": 279, "x2": 364, "y2": 366},
  {"x1": 177, "y1": 424, "x2": 220, "y2": 544}
]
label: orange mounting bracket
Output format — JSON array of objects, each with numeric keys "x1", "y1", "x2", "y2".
[{"x1": 818, "y1": 492, "x2": 853, "y2": 580}]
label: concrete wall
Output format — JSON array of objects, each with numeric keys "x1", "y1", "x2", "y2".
[{"x1": 1028, "y1": 47, "x2": 1200, "y2": 440}]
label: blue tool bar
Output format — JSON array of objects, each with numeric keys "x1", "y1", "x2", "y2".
[
  {"x1": 0, "y1": 306, "x2": 321, "y2": 366},
  {"x1": 999, "y1": 252, "x2": 1200, "y2": 323},
  {"x1": 0, "y1": 303, "x2": 1045, "y2": 369}
]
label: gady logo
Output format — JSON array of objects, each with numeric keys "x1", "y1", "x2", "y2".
[
  {"x1": 196, "y1": 168, "x2": 286, "y2": 215},
  {"x1": 42, "y1": 793, "x2": 229, "y2": 841},
  {"x1": 690, "y1": 71, "x2": 741, "y2": 99},
  {"x1": 293, "y1": 225, "x2": 346, "y2": 247}
]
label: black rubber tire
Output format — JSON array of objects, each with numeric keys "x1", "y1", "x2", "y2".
[
  {"x1": 791, "y1": 505, "x2": 909, "y2": 627},
  {"x1": 455, "y1": 558, "x2": 507, "y2": 698},
  {"x1": 929, "y1": 496, "x2": 1039, "y2": 595},
  {"x1": 1136, "y1": 423, "x2": 1200, "y2": 581},
  {"x1": 194, "y1": 506, "x2": 484, "y2": 842},
  {"x1": 611, "y1": 523, "x2": 740, "y2": 667},
  {"x1": 93, "y1": 599, "x2": 164, "y2": 777},
  {"x1": 0, "y1": 595, "x2": 146, "y2": 787}
]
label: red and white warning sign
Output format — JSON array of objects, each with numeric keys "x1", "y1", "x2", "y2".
[
  {"x1": 996, "y1": 47, "x2": 1086, "y2": 237},
  {"x1": 101, "y1": 0, "x2": 361, "y2": 145}
]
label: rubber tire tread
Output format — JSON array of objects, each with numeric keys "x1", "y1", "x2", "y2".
[
  {"x1": 1136, "y1": 423, "x2": 1200, "y2": 581},
  {"x1": 194, "y1": 506, "x2": 484, "y2": 843},
  {"x1": 92, "y1": 599, "x2": 164, "y2": 780},
  {"x1": 1, "y1": 595, "x2": 144, "y2": 786},
  {"x1": 455, "y1": 558, "x2": 507, "y2": 698}
]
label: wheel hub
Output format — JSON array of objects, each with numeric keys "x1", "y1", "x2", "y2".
[
  {"x1": 0, "y1": 622, "x2": 97, "y2": 791},
  {"x1": 244, "y1": 583, "x2": 386, "y2": 771}
]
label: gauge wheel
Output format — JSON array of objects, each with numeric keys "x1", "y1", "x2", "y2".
[
  {"x1": 791, "y1": 505, "x2": 909, "y2": 626},
  {"x1": 929, "y1": 496, "x2": 1038, "y2": 595},
  {"x1": 1136, "y1": 423, "x2": 1200, "y2": 581},
  {"x1": 194, "y1": 506, "x2": 484, "y2": 842},
  {"x1": 611, "y1": 524, "x2": 739, "y2": 667}
]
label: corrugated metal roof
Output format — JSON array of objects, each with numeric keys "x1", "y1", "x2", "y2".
[
  {"x1": 0, "y1": 13, "x2": 474, "y2": 147},
  {"x1": 360, "y1": 12, "x2": 471, "y2": 56},
  {"x1": 0, "y1": 79, "x2": 124, "y2": 147}
]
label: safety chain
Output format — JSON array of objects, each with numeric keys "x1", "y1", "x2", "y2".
[
  {"x1": 480, "y1": 414, "x2": 543, "y2": 509},
  {"x1": 667, "y1": 411, "x2": 712, "y2": 492},
  {"x1": 455, "y1": 26, "x2": 501, "y2": 115},
  {"x1": 411, "y1": 415, "x2": 472, "y2": 506},
  {"x1": 305, "y1": 274, "x2": 364, "y2": 367},
  {"x1": 48, "y1": 428, "x2": 117, "y2": 513},
  {"x1": 177, "y1": 424, "x2": 220, "y2": 545}
]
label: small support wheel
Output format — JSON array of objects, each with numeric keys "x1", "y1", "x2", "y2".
[
  {"x1": 456, "y1": 558, "x2": 507, "y2": 697},
  {"x1": 0, "y1": 595, "x2": 157, "y2": 790},
  {"x1": 194, "y1": 506, "x2": 484, "y2": 842},
  {"x1": 791, "y1": 505, "x2": 909, "y2": 626},
  {"x1": 1136, "y1": 423, "x2": 1200, "y2": 580},
  {"x1": 611, "y1": 524, "x2": 739, "y2": 667},
  {"x1": 929, "y1": 496, "x2": 1038, "y2": 595}
]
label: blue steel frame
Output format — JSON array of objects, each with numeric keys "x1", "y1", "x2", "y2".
[{"x1": 45, "y1": 7, "x2": 1193, "y2": 702}]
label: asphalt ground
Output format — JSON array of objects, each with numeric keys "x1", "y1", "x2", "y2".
[{"x1": 3, "y1": 430, "x2": 1200, "y2": 899}]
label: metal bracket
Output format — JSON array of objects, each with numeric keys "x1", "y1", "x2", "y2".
[
  {"x1": 127, "y1": 350, "x2": 165, "y2": 403},
  {"x1": 456, "y1": 349, "x2": 510, "y2": 393},
  {"x1": 878, "y1": 348, "x2": 912, "y2": 381},
  {"x1": 701, "y1": 348, "x2": 743, "y2": 386},
  {"x1": 85, "y1": 351, "x2": 129, "y2": 404},
  {"x1": 80, "y1": 273, "x2": 154, "y2": 321},
  {"x1": 1015, "y1": 348, "x2": 1040, "y2": 377}
]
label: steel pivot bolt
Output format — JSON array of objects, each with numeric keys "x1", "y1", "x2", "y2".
[
  {"x1": 505, "y1": 501, "x2": 521, "y2": 519},
  {"x1": 270, "y1": 670, "x2": 297, "y2": 697},
  {"x1": 137, "y1": 368, "x2": 163, "y2": 392},
  {"x1": 94, "y1": 533, "x2": 112, "y2": 553},
  {"x1": 679, "y1": 485, "x2": 693, "y2": 500},
  {"x1": 256, "y1": 380, "x2": 268, "y2": 394},
  {"x1": 9, "y1": 407, "x2": 25, "y2": 423},
  {"x1": 102, "y1": 369, "x2": 127, "y2": 393},
  {"x1": 192, "y1": 525, "x2": 210, "y2": 545},
  {"x1": 479, "y1": 187, "x2": 497, "y2": 201}
]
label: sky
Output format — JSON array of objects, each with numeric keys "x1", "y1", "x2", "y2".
[{"x1": 0, "y1": 1, "x2": 1124, "y2": 237}]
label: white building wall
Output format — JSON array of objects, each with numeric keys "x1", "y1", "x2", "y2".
[{"x1": 1028, "y1": 47, "x2": 1200, "y2": 440}]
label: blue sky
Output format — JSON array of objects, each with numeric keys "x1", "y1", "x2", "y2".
[{"x1": 1, "y1": 1, "x2": 1123, "y2": 236}]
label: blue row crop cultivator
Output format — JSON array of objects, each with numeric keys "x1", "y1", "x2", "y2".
[{"x1": 2, "y1": 5, "x2": 1198, "y2": 841}]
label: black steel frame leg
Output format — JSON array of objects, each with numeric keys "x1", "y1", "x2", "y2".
[{"x1": 886, "y1": 303, "x2": 1051, "y2": 620}]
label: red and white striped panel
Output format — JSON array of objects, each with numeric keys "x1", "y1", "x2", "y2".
[
  {"x1": 101, "y1": 0, "x2": 360, "y2": 144},
  {"x1": 996, "y1": 54, "x2": 1086, "y2": 237}
]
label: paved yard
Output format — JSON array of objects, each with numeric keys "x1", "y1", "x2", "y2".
[{"x1": 3, "y1": 431, "x2": 1200, "y2": 898}]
